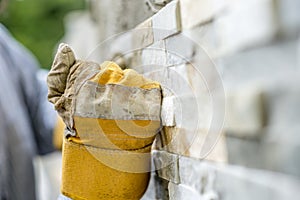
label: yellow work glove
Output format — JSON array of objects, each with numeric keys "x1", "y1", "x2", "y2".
[{"x1": 47, "y1": 44, "x2": 162, "y2": 200}]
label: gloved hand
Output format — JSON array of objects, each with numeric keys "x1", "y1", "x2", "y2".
[{"x1": 47, "y1": 44, "x2": 162, "y2": 200}]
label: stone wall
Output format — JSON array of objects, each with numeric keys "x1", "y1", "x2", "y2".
[{"x1": 62, "y1": 0, "x2": 300, "y2": 199}]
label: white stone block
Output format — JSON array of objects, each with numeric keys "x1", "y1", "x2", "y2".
[
  {"x1": 277, "y1": 0, "x2": 300, "y2": 35},
  {"x1": 152, "y1": 0, "x2": 181, "y2": 41},
  {"x1": 168, "y1": 182, "x2": 204, "y2": 200},
  {"x1": 161, "y1": 96, "x2": 176, "y2": 126},
  {"x1": 165, "y1": 33, "x2": 196, "y2": 66},
  {"x1": 153, "y1": 150, "x2": 180, "y2": 184},
  {"x1": 180, "y1": 0, "x2": 227, "y2": 29},
  {"x1": 182, "y1": 23, "x2": 219, "y2": 58},
  {"x1": 216, "y1": 162, "x2": 300, "y2": 200},
  {"x1": 141, "y1": 40, "x2": 167, "y2": 71},
  {"x1": 225, "y1": 86, "x2": 264, "y2": 137},
  {"x1": 215, "y1": 0, "x2": 278, "y2": 54},
  {"x1": 180, "y1": 0, "x2": 212, "y2": 29},
  {"x1": 133, "y1": 18, "x2": 154, "y2": 49}
]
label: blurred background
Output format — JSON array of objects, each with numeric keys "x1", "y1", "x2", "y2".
[
  {"x1": 0, "y1": 0, "x2": 86, "y2": 69},
  {"x1": 1, "y1": 0, "x2": 300, "y2": 200}
]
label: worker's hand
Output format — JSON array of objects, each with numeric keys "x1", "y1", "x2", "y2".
[
  {"x1": 47, "y1": 43, "x2": 162, "y2": 200},
  {"x1": 47, "y1": 43, "x2": 100, "y2": 133}
]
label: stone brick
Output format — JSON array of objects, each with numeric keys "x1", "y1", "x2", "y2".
[
  {"x1": 161, "y1": 96, "x2": 176, "y2": 126},
  {"x1": 179, "y1": 157, "x2": 218, "y2": 195},
  {"x1": 225, "y1": 136, "x2": 264, "y2": 169},
  {"x1": 160, "y1": 127, "x2": 196, "y2": 157},
  {"x1": 159, "y1": 127, "x2": 227, "y2": 163},
  {"x1": 226, "y1": 127, "x2": 300, "y2": 178},
  {"x1": 216, "y1": 163, "x2": 300, "y2": 200},
  {"x1": 180, "y1": 0, "x2": 228, "y2": 29},
  {"x1": 154, "y1": 175, "x2": 170, "y2": 200},
  {"x1": 165, "y1": 33, "x2": 196, "y2": 66},
  {"x1": 180, "y1": 0, "x2": 212, "y2": 29},
  {"x1": 277, "y1": 0, "x2": 300, "y2": 36},
  {"x1": 215, "y1": 0, "x2": 277, "y2": 53},
  {"x1": 106, "y1": 32, "x2": 133, "y2": 61},
  {"x1": 168, "y1": 182, "x2": 204, "y2": 200},
  {"x1": 263, "y1": 79, "x2": 300, "y2": 128},
  {"x1": 217, "y1": 39, "x2": 299, "y2": 90},
  {"x1": 153, "y1": 151, "x2": 180, "y2": 184},
  {"x1": 91, "y1": 0, "x2": 154, "y2": 42},
  {"x1": 152, "y1": 0, "x2": 181, "y2": 41},
  {"x1": 141, "y1": 40, "x2": 167, "y2": 70},
  {"x1": 153, "y1": 151, "x2": 300, "y2": 199},
  {"x1": 182, "y1": 23, "x2": 219, "y2": 58},
  {"x1": 225, "y1": 86, "x2": 265, "y2": 137},
  {"x1": 133, "y1": 18, "x2": 154, "y2": 49}
]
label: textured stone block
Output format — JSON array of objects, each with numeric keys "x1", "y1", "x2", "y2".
[
  {"x1": 152, "y1": 0, "x2": 181, "y2": 41},
  {"x1": 180, "y1": 0, "x2": 211, "y2": 29},
  {"x1": 277, "y1": 0, "x2": 300, "y2": 35},
  {"x1": 182, "y1": 23, "x2": 218, "y2": 58},
  {"x1": 153, "y1": 150, "x2": 180, "y2": 184},
  {"x1": 179, "y1": 157, "x2": 218, "y2": 194},
  {"x1": 226, "y1": 127, "x2": 300, "y2": 178},
  {"x1": 217, "y1": 39, "x2": 299, "y2": 90},
  {"x1": 133, "y1": 18, "x2": 154, "y2": 49},
  {"x1": 141, "y1": 40, "x2": 167, "y2": 69},
  {"x1": 225, "y1": 136, "x2": 264, "y2": 169},
  {"x1": 161, "y1": 96, "x2": 176, "y2": 126},
  {"x1": 91, "y1": 0, "x2": 154, "y2": 42},
  {"x1": 165, "y1": 33, "x2": 196, "y2": 66},
  {"x1": 225, "y1": 86, "x2": 265, "y2": 137},
  {"x1": 154, "y1": 175, "x2": 170, "y2": 200},
  {"x1": 159, "y1": 126, "x2": 228, "y2": 163},
  {"x1": 106, "y1": 32, "x2": 133, "y2": 60},
  {"x1": 180, "y1": 0, "x2": 228, "y2": 29},
  {"x1": 215, "y1": 0, "x2": 277, "y2": 53},
  {"x1": 216, "y1": 163, "x2": 300, "y2": 200},
  {"x1": 263, "y1": 80, "x2": 300, "y2": 128},
  {"x1": 168, "y1": 182, "x2": 204, "y2": 200},
  {"x1": 153, "y1": 151, "x2": 300, "y2": 199},
  {"x1": 160, "y1": 127, "x2": 195, "y2": 157}
]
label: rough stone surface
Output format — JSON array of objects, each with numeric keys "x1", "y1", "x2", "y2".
[
  {"x1": 168, "y1": 182, "x2": 204, "y2": 200},
  {"x1": 182, "y1": 23, "x2": 218, "y2": 58},
  {"x1": 217, "y1": 39, "x2": 299, "y2": 90},
  {"x1": 161, "y1": 96, "x2": 176, "y2": 126},
  {"x1": 225, "y1": 86, "x2": 265, "y2": 137},
  {"x1": 165, "y1": 33, "x2": 195, "y2": 66},
  {"x1": 133, "y1": 18, "x2": 154, "y2": 49},
  {"x1": 153, "y1": 151, "x2": 180, "y2": 184},
  {"x1": 141, "y1": 40, "x2": 167, "y2": 70},
  {"x1": 226, "y1": 127, "x2": 300, "y2": 178},
  {"x1": 180, "y1": 0, "x2": 213, "y2": 29},
  {"x1": 215, "y1": 0, "x2": 277, "y2": 54},
  {"x1": 263, "y1": 80, "x2": 300, "y2": 128},
  {"x1": 216, "y1": 164, "x2": 300, "y2": 200},
  {"x1": 152, "y1": 0, "x2": 181, "y2": 41},
  {"x1": 154, "y1": 151, "x2": 300, "y2": 200},
  {"x1": 277, "y1": 0, "x2": 300, "y2": 36},
  {"x1": 91, "y1": 0, "x2": 154, "y2": 42}
]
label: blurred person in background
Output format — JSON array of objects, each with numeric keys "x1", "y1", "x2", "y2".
[{"x1": 0, "y1": 0, "x2": 58, "y2": 199}]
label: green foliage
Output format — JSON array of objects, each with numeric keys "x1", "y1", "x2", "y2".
[{"x1": 0, "y1": 0, "x2": 86, "y2": 69}]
